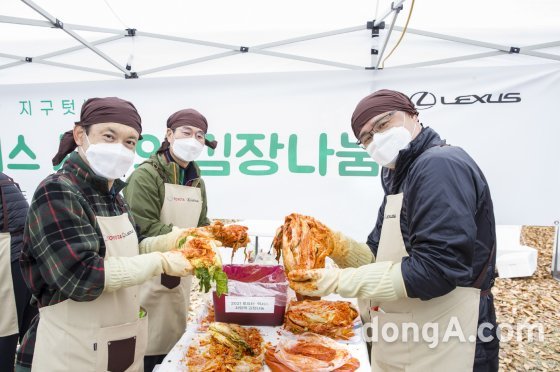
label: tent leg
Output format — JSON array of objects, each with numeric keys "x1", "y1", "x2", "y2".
[{"x1": 552, "y1": 221, "x2": 560, "y2": 281}]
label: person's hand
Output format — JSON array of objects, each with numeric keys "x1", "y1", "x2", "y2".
[
  {"x1": 288, "y1": 268, "x2": 341, "y2": 297},
  {"x1": 139, "y1": 227, "x2": 186, "y2": 253},
  {"x1": 335, "y1": 262, "x2": 408, "y2": 301},
  {"x1": 288, "y1": 262, "x2": 408, "y2": 302},
  {"x1": 159, "y1": 251, "x2": 193, "y2": 277},
  {"x1": 281, "y1": 215, "x2": 373, "y2": 268},
  {"x1": 329, "y1": 231, "x2": 375, "y2": 268}
]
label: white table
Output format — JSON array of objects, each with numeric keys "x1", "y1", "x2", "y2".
[
  {"x1": 157, "y1": 220, "x2": 371, "y2": 371},
  {"x1": 157, "y1": 294, "x2": 371, "y2": 371}
]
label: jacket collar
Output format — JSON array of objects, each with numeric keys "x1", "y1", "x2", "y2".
[
  {"x1": 147, "y1": 151, "x2": 201, "y2": 184},
  {"x1": 383, "y1": 126, "x2": 446, "y2": 193}
]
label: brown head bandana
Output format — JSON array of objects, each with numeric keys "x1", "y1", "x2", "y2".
[
  {"x1": 157, "y1": 108, "x2": 218, "y2": 152},
  {"x1": 351, "y1": 89, "x2": 418, "y2": 138},
  {"x1": 52, "y1": 97, "x2": 142, "y2": 165}
]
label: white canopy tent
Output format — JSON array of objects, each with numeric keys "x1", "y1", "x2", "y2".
[
  {"x1": 1, "y1": 0, "x2": 559, "y2": 243},
  {"x1": 1, "y1": 0, "x2": 559, "y2": 84}
]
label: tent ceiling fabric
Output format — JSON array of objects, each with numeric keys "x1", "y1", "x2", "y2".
[{"x1": 1, "y1": 0, "x2": 559, "y2": 84}]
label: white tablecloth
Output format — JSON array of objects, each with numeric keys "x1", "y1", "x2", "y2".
[
  {"x1": 157, "y1": 295, "x2": 371, "y2": 371},
  {"x1": 157, "y1": 220, "x2": 370, "y2": 371}
]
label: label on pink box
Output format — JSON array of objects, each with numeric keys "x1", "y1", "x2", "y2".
[{"x1": 225, "y1": 296, "x2": 275, "y2": 314}]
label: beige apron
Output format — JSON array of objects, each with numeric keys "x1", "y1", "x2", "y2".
[
  {"x1": 139, "y1": 183, "x2": 202, "y2": 355},
  {"x1": 362, "y1": 193, "x2": 480, "y2": 372},
  {"x1": 0, "y1": 232, "x2": 18, "y2": 337},
  {"x1": 32, "y1": 213, "x2": 148, "y2": 372}
]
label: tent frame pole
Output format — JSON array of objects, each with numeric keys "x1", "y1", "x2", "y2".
[
  {"x1": 251, "y1": 26, "x2": 364, "y2": 50},
  {"x1": 138, "y1": 51, "x2": 239, "y2": 76},
  {"x1": 0, "y1": 35, "x2": 124, "y2": 75},
  {"x1": 374, "y1": 1, "x2": 403, "y2": 69},
  {"x1": 250, "y1": 50, "x2": 363, "y2": 70},
  {"x1": 1, "y1": 1, "x2": 558, "y2": 79},
  {"x1": 552, "y1": 221, "x2": 560, "y2": 281},
  {"x1": 34, "y1": 60, "x2": 123, "y2": 77},
  {"x1": 21, "y1": 0, "x2": 132, "y2": 76}
]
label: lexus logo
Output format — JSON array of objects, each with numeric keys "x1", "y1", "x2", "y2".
[
  {"x1": 409, "y1": 91, "x2": 522, "y2": 110},
  {"x1": 410, "y1": 91, "x2": 437, "y2": 110}
]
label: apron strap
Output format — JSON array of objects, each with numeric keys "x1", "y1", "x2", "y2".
[
  {"x1": 114, "y1": 195, "x2": 128, "y2": 214},
  {"x1": 0, "y1": 177, "x2": 22, "y2": 234}
]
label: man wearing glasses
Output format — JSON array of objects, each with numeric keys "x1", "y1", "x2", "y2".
[
  {"x1": 290, "y1": 89, "x2": 498, "y2": 371},
  {"x1": 124, "y1": 109, "x2": 218, "y2": 371}
]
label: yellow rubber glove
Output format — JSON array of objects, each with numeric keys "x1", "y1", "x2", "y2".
[
  {"x1": 103, "y1": 251, "x2": 193, "y2": 292},
  {"x1": 288, "y1": 268, "x2": 340, "y2": 297},
  {"x1": 104, "y1": 252, "x2": 164, "y2": 292},
  {"x1": 138, "y1": 226, "x2": 184, "y2": 254},
  {"x1": 159, "y1": 251, "x2": 193, "y2": 277},
  {"x1": 329, "y1": 231, "x2": 375, "y2": 268},
  {"x1": 288, "y1": 262, "x2": 407, "y2": 301},
  {"x1": 337, "y1": 262, "x2": 407, "y2": 301}
]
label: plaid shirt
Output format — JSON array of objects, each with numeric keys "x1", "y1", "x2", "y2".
[{"x1": 17, "y1": 152, "x2": 140, "y2": 368}]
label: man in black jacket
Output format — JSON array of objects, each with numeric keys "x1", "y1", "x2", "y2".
[
  {"x1": 290, "y1": 89, "x2": 498, "y2": 371},
  {"x1": 0, "y1": 173, "x2": 37, "y2": 371}
]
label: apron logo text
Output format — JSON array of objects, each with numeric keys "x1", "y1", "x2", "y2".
[
  {"x1": 166, "y1": 196, "x2": 200, "y2": 202},
  {"x1": 103, "y1": 229, "x2": 135, "y2": 242}
]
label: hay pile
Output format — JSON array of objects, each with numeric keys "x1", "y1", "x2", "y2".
[{"x1": 494, "y1": 226, "x2": 559, "y2": 371}]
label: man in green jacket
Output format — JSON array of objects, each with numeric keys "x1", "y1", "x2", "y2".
[{"x1": 124, "y1": 108, "x2": 217, "y2": 371}]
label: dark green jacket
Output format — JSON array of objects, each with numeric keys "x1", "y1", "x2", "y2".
[{"x1": 123, "y1": 153, "x2": 210, "y2": 237}]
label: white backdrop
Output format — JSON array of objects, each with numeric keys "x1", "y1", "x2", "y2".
[{"x1": 1, "y1": 65, "x2": 558, "y2": 239}]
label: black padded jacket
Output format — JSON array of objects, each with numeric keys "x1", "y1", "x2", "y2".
[{"x1": 0, "y1": 173, "x2": 29, "y2": 262}]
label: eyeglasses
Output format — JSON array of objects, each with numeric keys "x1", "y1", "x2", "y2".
[
  {"x1": 176, "y1": 127, "x2": 206, "y2": 142},
  {"x1": 355, "y1": 110, "x2": 397, "y2": 149}
]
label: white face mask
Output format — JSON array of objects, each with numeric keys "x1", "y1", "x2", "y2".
[
  {"x1": 171, "y1": 137, "x2": 204, "y2": 162},
  {"x1": 81, "y1": 134, "x2": 136, "y2": 180},
  {"x1": 366, "y1": 113, "x2": 416, "y2": 168}
]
